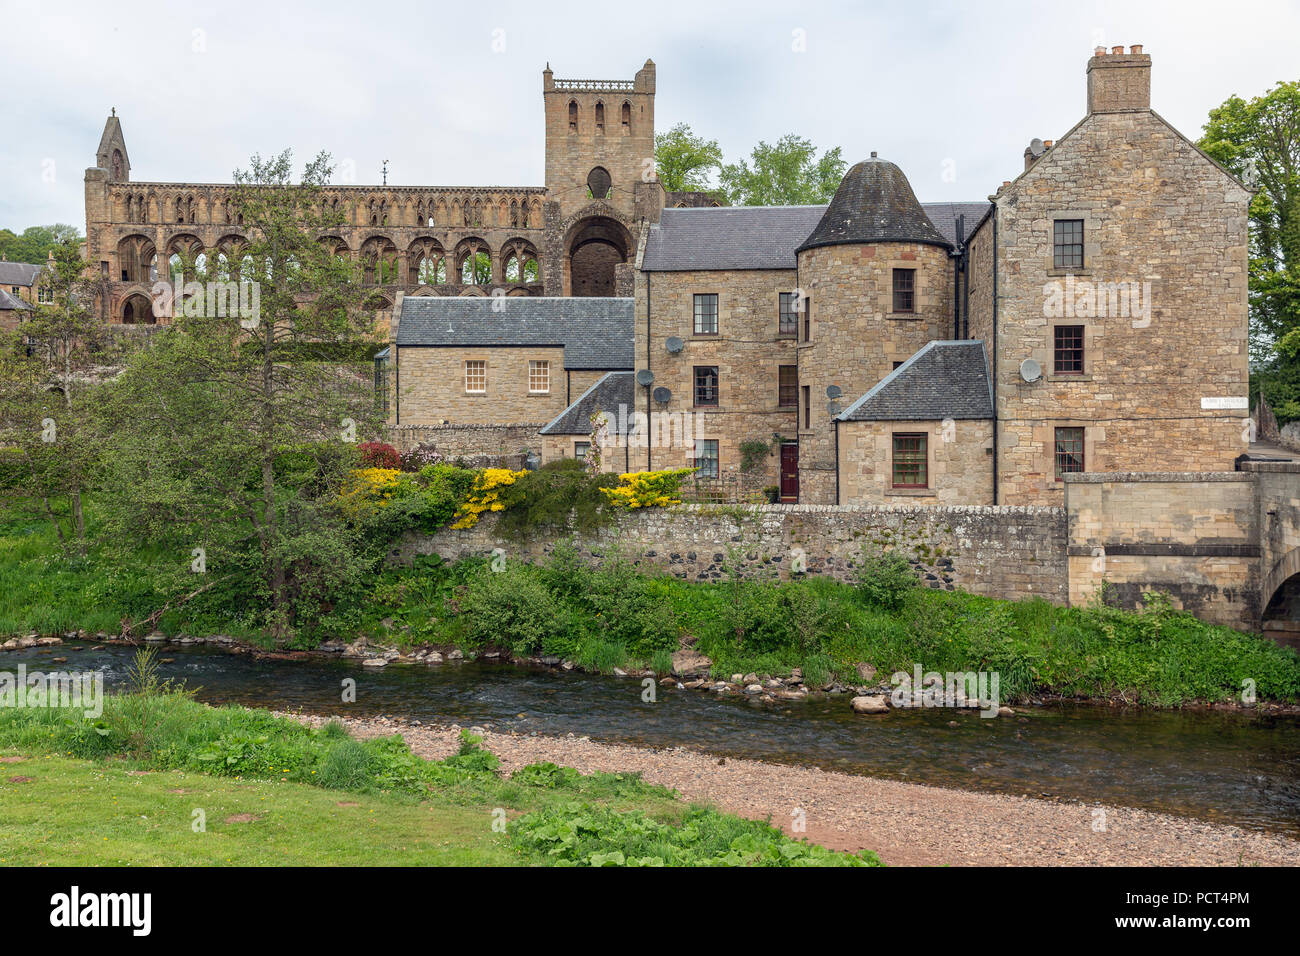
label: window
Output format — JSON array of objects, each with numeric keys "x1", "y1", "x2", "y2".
[
  {"x1": 892, "y1": 268, "x2": 916, "y2": 313},
  {"x1": 693, "y1": 439, "x2": 719, "y2": 478},
  {"x1": 778, "y1": 292, "x2": 799, "y2": 336},
  {"x1": 528, "y1": 359, "x2": 550, "y2": 394},
  {"x1": 1054, "y1": 325, "x2": 1084, "y2": 375},
  {"x1": 37, "y1": 287, "x2": 53, "y2": 304},
  {"x1": 803, "y1": 295, "x2": 812, "y2": 341},
  {"x1": 778, "y1": 365, "x2": 798, "y2": 408},
  {"x1": 694, "y1": 365, "x2": 719, "y2": 407},
  {"x1": 802, "y1": 385, "x2": 811, "y2": 429},
  {"x1": 893, "y1": 361, "x2": 905, "y2": 370},
  {"x1": 568, "y1": 100, "x2": 578, "y2": 131},
  {"x1": 1053, "y1": 219, "x2": 1084, "y2": 270},
  {"x1": 693, "y1": 293, "x2": 718, "y2": 335},
  {"x1": 464, "y1": 360, "x2": 486, "y2": 394},
  {"x1": 574, "y1": 441, "x2": 590, "y2": 459},
  {"x1": 892, "y1": 433, "x2": 928, "y2": 488},
  {"x1": 1054, "y1": 427, "x2": 1085, "y2": 479}
]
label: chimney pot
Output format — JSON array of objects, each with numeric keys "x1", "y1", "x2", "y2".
[
  {"x1": 1129, "y1": 44, "x2": 1142, "y2": 54},
  {"x1": 1044, "y1": 140, "x2": 1053, "y2": 148},
  {"x1": 1111, "y1": 45, "x2": 1124, "y2": 54},
  {"x1": 1094, "y1": 46, "x2": 1106, "y2": 56},
  {"x1": 1002, "y1": 180, "x2": 1011, "y2": 188}
]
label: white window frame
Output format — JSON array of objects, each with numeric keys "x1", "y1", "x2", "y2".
[
  {"x1": 464, "y1": 359, "x2": 486, "y2": 394},
  {"x1": 528, "y1": 359, "x2": 550, "y2": 394}
]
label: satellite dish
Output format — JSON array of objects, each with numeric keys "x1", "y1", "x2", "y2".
[
  {"x1": 665, "y1": 336, "x2": 685, "y2": 354},
  {"x1": 825, "y1": 385, "x2": 842, "y2": 399},
  {"x1": 826, "y1": 401, "x2": 842, "y2": 416},
  {"x1": 1019, "y1": 358, "x2": 1042, "y2": 383},
  {"x1": 1029, "y1": 138, "x2": 1046, "y2": 157},
  {"x1": 636, "y1": 369, "x2": 655, "y2": 387},
  {"x1": 652, "y1": 386, "x2": 671, "y2": 404}
]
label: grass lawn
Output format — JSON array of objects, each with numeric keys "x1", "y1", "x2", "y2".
[{"x1": 0, "y1": 755, "x2": 524, "y2": 866}]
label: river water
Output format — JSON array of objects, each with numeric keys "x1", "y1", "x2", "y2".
[{"x1": 11, "y1": 643, "x2": 1300, "y2": 836}]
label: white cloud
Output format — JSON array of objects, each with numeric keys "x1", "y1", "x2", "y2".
[{"x1": 1, "y1": 0, "x2": 1295, "y2": 231}]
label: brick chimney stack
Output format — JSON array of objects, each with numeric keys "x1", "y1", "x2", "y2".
[{"x1": 1087, "y1": 45, "x2": 1151, "y2": 113}]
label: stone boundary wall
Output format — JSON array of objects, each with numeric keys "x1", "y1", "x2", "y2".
[
  {"x1": 396, "y1": 503, "x2": 1069, "y2": 604},
  {"x1": 386, "y1": 423, "x2": 542, "y2": 456}
]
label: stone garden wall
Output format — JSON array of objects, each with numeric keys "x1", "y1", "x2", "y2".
[{"x1": 396, "y1": 503, "x2": 1070, "y2": 604}]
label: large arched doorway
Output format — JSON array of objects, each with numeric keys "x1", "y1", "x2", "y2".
[
  {"x1": 121, "y1": 292, "x2": 155, "y2": 324},
  {"x1": 1261, "y1": 567, "x2": 1300, "y2": 650},
  {"x1": 566, "y1": 216, "x2": 631, "y2": 297}
]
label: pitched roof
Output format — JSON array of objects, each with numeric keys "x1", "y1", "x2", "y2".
[
  {"x1": 0, "y1": 289, "x2": 32, "y2": 311},
  {"x1": 0, "y1": 261, "x2": 44, "y2": 287},
  {"x1": 797, "y1": 157, "x2": 949, "y2": 253},
  {"x1": 642, "y1": 205, "x2": 825, "y2": 271},
  {"x1": 394, "y1": 296, "x2": 634, "y2": 370},
  {"x1": 540, "y1": 371, "x2": 636, "y2": 435},
  {"x1": 837, "y1": 340, "x2": 993, "y2": 422},
  {"x1": 641, "y1": 201, "x2": 990, "y2": 272}
]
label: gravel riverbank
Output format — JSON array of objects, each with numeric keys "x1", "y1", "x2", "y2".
[{"x1": 285, "y1": 712, "x2": 1300, "y2": 867}]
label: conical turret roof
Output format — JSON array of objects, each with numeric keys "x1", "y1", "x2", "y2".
[{"x1": 796, "y1": 155, "x2": 948, "y2": 253}]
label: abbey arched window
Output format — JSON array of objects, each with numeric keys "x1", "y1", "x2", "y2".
[
  {"x1": 621, "y1": 101, "x2": 631, "y2": 132},
  {"x1": 568, "y1": 100, "x2": 578, "y2": 132},
  {"x1": 595, "y1": 102, "x2": 605, "y2": 133}
]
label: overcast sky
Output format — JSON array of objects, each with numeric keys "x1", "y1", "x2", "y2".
[{"x1": 1, "y1": 0, "x2": 1295, "y2": 232}]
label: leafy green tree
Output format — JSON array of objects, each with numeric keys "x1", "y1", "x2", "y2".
[
  {"x1": 719, "y1": 134, "x2": 846, "y2": 206},
  {"x1": 653, "y1": 123, "x2": 723, "y2": 194},
  {"x1": 1200, "y1": 81, "x2": 1300, "y2": 418},
  {"x1": 98, "y1": 151, "x2": 384, "y2": 641},
  {"x1": 0, "y1": 224, "x2": 82, "y2": 265},
  {"x1": 0, "y1": 240, "x2": 108, "y2": 552}
]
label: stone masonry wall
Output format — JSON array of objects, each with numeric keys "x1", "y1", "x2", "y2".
[
  {"x1": 386, "y1": 422, "x2": 543, "y2": 457},
  {"x1": 396, "y1": 345, "x2": 568, "y2": 426},
  {"x1": 838, "y1": 418, "x2": 995, "y2": 505},
  {"x1": 635, "y1": 268, "x2": 800, "y2": 487},
  {"x1": 1064, "y1": 472, "x2": 1259, "y2": 627},
  {"x1": 396, "y1": 503, "x2": 1069, "y2": 604}
]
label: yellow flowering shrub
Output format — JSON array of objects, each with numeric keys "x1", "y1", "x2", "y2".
[
  {"x1": 335, "y1": 467, "x2": 414, "y2": 521},
  {"x1": 451, "y1": 468, "x2": 528, "y2": 529},
  {"x1": 600, "y1": 468, "x2": 695, "y2": 509}
]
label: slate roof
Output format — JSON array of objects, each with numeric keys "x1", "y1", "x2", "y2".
[
  {"x1": 797, "y1": 157, "x2": 948, "y2": 253},
  {"x1": 641, "y1": 201, "x2": 990, "y2": 272},
  {"x1": 0, "y1": 262, "x2": 44, "y2": 287},
  {"x1": 394, "y1": 296, "x2": 634, "y2": 370},
  {"x1": 0, "y1": 289, "x2": 32, "y2": 311},
  {"x1": 642, "y1": 205, "x2": 826, "y2": 271},
  {"x1": 540, "y1": 371, "x2": 636, "y2": 435},
  {"x1": 837, "y1": 340, "x2": 993, "y2": 422}
]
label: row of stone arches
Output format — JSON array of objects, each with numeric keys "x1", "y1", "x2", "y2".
[{"x1": 117, "y1": 233, "x2": 540, "y2": 288}]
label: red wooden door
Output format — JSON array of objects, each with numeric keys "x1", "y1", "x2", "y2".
[{"x1": 779, "y1": 442, "x2": 799, "y2": 501}]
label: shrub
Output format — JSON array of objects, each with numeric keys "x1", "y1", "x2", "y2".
[
  {"x1": 357, "y1": 441, "x2": 400, "y2": 469},
  {"x1": 602, "y1": 468, "x2": 695, "y2": 509},
  {"x1": 335, "y1": 467, "x2": 416, "y2": 523},
  {"x1": 400, "y1": 442, "x2": 446, "y2": 472},
  {"x1": 451, "y1": 468, "x2": 528, "y2": 529},
  {"x1": 460, "y1": 562, "x2": 564, "y2": 655},
  {"x1": 856, "y1": 549, "x2": 917, "y2": 611},
  {"x1": 492, "y1": 459, "x2": 619, "y2": 538}
]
